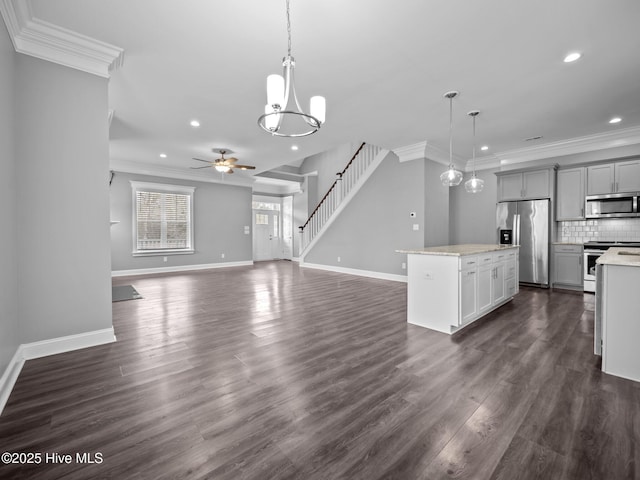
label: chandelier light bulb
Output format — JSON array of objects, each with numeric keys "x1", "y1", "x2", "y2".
[
  {"x1": 264, "y1": 104, "x2": 279, "y2": 131},
  {"x1": 267, "y1": 74, "x2": 285, "y2": 108},
  {"x1": 310, "y1": 96, "x2": 326, "y2": 124}
]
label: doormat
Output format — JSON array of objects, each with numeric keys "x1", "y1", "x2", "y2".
[{"x1": 112, "y1": 285, "x2": 143, "y2": 302}]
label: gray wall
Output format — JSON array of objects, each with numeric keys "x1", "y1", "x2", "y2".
[
  {"x1": 303, "y1": 153, "x2": 424, "y2": 275},
  {"x1": 449, "y1": 168, "x2": 499, "y2": 244},
  {"x1": 424, "y1": 160, "x2": 451, "y2": 246},
  {"x1": 110, "y1": 172, "x2": 252, "y2": 271},
  {"x1": 15, "y1": 55, "x2": 113, "y2": 342},
  {"x1": 0, "y1": 23, "x2": 19, "y2": 374}
]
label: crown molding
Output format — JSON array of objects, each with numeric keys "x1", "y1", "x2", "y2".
[
  {"x1": 0, "y1": 0, "x2": 124, "y2": 78},
  {"x1": 493, "y1": 125, "x2": 640, "y2": 167},
  {"x1": 394, "y1": 125, "x2": 640, "y2": 173},
  {"x1": 394, "y1": 142, "x2": 426, "y2": 163},
  {"x1": 110, "y1": 159, "x2": 254, "y2": 189},
  {"x1": 111, "y1": 159, "x2": 300, "y2": 194},
  {"x1": 393, "y1": 141, "x2": 466, "y2": 168}
]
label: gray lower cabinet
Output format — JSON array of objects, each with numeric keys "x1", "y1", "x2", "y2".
[{"x1": 553, "y1": 244, "x2": 583, "y2": 290}]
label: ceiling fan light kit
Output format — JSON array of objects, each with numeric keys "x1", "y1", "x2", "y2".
[
  {"x1": 191, "y1": 148, "x2": 255, "y2": 175},
  {"x1": 258, "y1": 0, "x2": 326, "y2": 137}
]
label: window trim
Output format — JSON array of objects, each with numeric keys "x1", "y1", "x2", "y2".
[{"x1": 130, "y1": 181, "x2": 195, "y2": 256}]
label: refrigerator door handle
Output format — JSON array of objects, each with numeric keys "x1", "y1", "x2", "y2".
[{"x1": 514, "y1": 214, "x2": 520, "y2": 245}]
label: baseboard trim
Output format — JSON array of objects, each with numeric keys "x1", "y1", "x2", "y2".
[
  {"x1": 0, "y1": 327, "x2": 116, "y2": 415},
  {"x1": 21, "y1": 328, "x2": 117, "y2": 360},
  {"x1": 112, "y1": 260, "x2": 254, "y2": 277},
  {"x1": 0, "y1": 348, "x2": 25, "y2": 416},
  {"x1": 301, "y1": 262, "x2": 408, "y2": 283}
]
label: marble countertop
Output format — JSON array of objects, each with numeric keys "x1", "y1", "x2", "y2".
[
  {"x1": 597, "y1": 247, "x2": 640, "y2": 267},
  {"x1": 396, "y1": 244, "x2": 519, "y2": 257}
]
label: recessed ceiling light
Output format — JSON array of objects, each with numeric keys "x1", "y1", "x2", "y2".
[
  {"x1": 609, "y1": 117, "x2": 622, "y2": 124},
  {"x1": 564, "y1": 52, "x2": 581, "y2": 63},
  {"x1": 190, "y1": 119, "x2": 200, "y2": 127},
  {"x1": 291, "y1": 145, "x2": 299, "y2": 151},
  {"x1": 159, "y1": 153, "x2": 167, "y2": 158},
  {"x1": 480, "y1": 145, "x2": 489, "y2": 151}
]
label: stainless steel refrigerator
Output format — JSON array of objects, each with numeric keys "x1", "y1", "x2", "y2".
[{"x1": 496, "y1": 199, "x2": 550, "y2": 287}]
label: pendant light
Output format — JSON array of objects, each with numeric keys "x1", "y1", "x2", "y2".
[
  {"x1": 257, "y1": 0, "x2": 326, "y2": 137},
  {"x1": 465, "y1": 110, "x2": 484, "y2": 193},
  {"x1": 440, "y1": 91, "x2": 463, "y2": 187}
]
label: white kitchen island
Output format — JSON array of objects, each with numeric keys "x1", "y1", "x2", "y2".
[
  {"x1": 397, "y1": 244, "x2": 519, "y2": 335},
  {"x1": 596, "y1": 247, "x2": 640, "y2": 382}
]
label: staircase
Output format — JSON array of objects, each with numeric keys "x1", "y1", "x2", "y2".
[{"x1": 299, "y1": 142, "x2": 389, "y2": 259}]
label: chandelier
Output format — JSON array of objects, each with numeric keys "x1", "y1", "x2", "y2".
[
  {"x1": 465, "y1": 110, "x2": 484, "y2": 193},
  {"x1": 257, "y1": 0, "x2": 326, "y2": 137},
  {"x1": 440, "y1": 91, "x2": 463, "y2": 187}
]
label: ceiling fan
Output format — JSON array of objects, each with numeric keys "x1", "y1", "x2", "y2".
[{"x1": 191, "y1": 148, "x2": 256, "y2": 174}]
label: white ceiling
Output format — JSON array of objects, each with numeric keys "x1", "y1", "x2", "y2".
[{"x1": 23, "y1": 0, "x2": 640, "y2": 184}]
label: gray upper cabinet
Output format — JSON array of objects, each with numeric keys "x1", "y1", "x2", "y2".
[
  {"x1": 497, "y1": 168, "x2": 552, "y2": 201},
  {"x1": 556, "y1": 167, "x2": 585, "y2": 220},
  {"x1": 617, "y1": 160, "x2": 640, "y2": 192},
  {"x1": 587, "y1": 159, "x2": 640, "y2": 195}
]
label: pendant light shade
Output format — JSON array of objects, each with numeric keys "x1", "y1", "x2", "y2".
[
  {"x1": 440, "y1": 91, "x2": 463, "y2": 187},
  {"x1": 464, "y1": 110, "x2": 484, "y2": 193}
]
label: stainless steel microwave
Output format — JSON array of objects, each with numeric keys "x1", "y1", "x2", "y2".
[{"x1": 585, "y1": 192, "x2": 639, "y2": 218}]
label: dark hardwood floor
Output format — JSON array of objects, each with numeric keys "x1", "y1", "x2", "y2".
[{"x1": 1, "y1": 260, "x2": 639, "y2": 479}]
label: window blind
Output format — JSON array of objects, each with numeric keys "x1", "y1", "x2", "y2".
[{"x1": 136, "y1": 191, "x2": 191, "y2": 250}]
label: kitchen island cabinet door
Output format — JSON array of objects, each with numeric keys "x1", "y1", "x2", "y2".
[
  {"x1": 459, "y1": 268, "x2": 478, "y2": 325},
  {"x1": 478, "y1": 264, "x2": 493, "y2": 314},
  {"x1": 492, "y1": 262, "x2": 505, "y2": 304}
]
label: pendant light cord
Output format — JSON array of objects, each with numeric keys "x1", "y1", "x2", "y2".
[
  {"x1": 472, "y1": 114, "x2": 476, "y2": 175},
  {"x1": 449, "y1": 96, "x2": 453, "y2": 166},
  {"x1": 286, "y1": 0, "x2": 292, "y2": 56}
]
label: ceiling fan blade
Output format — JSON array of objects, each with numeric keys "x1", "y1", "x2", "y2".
[
  {"x1": 231, "y1": 164, "x2": 256, "y2": 170},
  {"x1": 226, "y1": 157, "x2": 238, "y2": 164},
  {"x1": 192, "y1": 157, "x2": 212, "y2": 163},
  {"x1": 190, "y1": 165, "x2": 212, "y2": 169},
  {"x1": 226, "y1": 168, "x2": 234, "y2": 174}
]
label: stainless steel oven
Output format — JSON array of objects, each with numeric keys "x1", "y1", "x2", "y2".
[
  {"x1": 583, "y1": 241, "x2": 640, "y2": 292},
  {"x1": 583, "y1": 248, "x2": 603, "y2": 293}
]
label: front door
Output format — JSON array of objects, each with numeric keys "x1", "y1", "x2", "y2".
[{"x1": 253, "y1": 210, "x2": 281, "y2": 261}]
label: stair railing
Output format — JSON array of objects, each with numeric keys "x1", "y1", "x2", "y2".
[{"x1": 299, "y1": 142, "x2": 381, "y2": 251}]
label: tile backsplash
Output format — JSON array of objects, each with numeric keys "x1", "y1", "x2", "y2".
[{"x1": 559, "y1": 218, "x2": 640, "y2": 243}]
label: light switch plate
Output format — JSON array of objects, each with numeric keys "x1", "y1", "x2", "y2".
[{"x1": 413, "y1": 224, "x2": 419, "y2": 231}]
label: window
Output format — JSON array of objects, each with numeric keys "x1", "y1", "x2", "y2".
[
  {"x1": 131, "y1": 181, "x2": 195, "y2": 256},
  {"x1": 255, "y1": 213, "x2": 269, "y2": 225},
  {"x1": 252, "y1": 201, "x2": 281, "y2": 211}
]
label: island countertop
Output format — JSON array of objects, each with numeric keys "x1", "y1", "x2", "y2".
[
  {"x1": 597, "y1": 246, "x2": 640, "y2": 267},
  {"x1": 396, "y1": 244, "x2": 519, "y2": 257}
]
